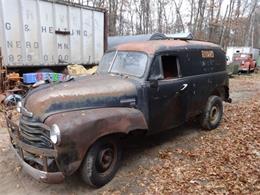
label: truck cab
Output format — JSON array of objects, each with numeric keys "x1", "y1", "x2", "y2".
[{"x1": 6, "y1": 39, "x2": 231, "y2": 187}]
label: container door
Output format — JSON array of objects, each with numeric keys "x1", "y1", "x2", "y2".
[{"x1": 54, "y1": 4, "x2": 70, "y2": 65}]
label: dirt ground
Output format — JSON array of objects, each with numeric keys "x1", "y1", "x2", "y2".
[{"x1": 0, "y1": 73, "x2": 259, "y2": 195}]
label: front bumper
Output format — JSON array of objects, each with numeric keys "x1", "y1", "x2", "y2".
[
  {"x1": 6, "y1": 114, "x2": 65, "y2": 184},
  {"x1": 239, "y1": 67, "x2": 250, "y2": 71},
  {"x1": 11, "y1": 146, "x2": 64, "y2": 183}
]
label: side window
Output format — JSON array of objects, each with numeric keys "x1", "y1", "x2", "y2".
[
  {"x1": 161, "y1": 55, "x2": 180, "y2": 79},
  {"x1": 149, "y1": 56, "x2": 163, "y2": 80}
]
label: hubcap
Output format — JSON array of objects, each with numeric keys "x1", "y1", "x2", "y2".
[
  {"x1": 210, "y1": 106, "x2": 219, "y2": 124},
  {"x1": 96, "y1": 146, "x2": 115, "y2": 172}
]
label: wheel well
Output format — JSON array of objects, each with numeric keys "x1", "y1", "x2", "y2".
[
  {"x1": 95, "y1": 133, "x2": 128, "y2": 142},
  {"x1": 211, "y1": 86, "x2": 229, "y2": 100},
  {"x1": 80, "y1": 132, "x2": 126, "y2": 167},
  {"x1": 93, "y1": 129, "x2": 147, "y2": 142},
  {"x1": 80, "y1": 130, "x2": 146, "y2": 170},
  {"x1": 84, "y1": 130, "x2": 147, "y2": 156},
  {"x1": 211, "y1": 89, "x2": 221, "y2": 97}
]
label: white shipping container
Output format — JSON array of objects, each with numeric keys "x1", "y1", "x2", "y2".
[{"x1": 0, "y1": 0, "x2": 106, "y2": 67}]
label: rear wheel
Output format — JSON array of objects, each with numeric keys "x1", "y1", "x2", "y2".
[
  {"x1": 80, "y1": 136, "x2": 122, "y2": 188},
  {"x1": 200, "y1": 95, "x2": 223, "y2": 130}
]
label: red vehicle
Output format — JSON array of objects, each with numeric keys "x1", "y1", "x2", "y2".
[{"x1": 233, "y1": 53, "x2": 257, "y2": 73}]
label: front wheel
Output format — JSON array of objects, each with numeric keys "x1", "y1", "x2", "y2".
[
  {"x1": 80, "y1": 136, "x2": 122, "y2": 188},
  {"x1": 200, "y1": 95, "x2": 223, "y2": 130}
]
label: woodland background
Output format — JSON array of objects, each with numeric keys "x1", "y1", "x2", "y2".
[{"x1": 67, "y1": 0, "x2": 260, "y2": 49}]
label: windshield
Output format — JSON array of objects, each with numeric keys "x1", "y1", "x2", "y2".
[{"x1": 98, "y1": 51, "x2": 148, "y2": 78}]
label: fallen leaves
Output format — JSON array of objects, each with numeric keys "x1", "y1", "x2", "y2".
[
  {"x1": 135, "y1": 79, "x2": 260, "y2": 194},
  {"x1": 1, "y1": 74, "x2": 260, "y2": 194}
]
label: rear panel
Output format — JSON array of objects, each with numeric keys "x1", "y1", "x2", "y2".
[
  {"x1": 179, "y1": 47, "x2": 226, "y2": 77},
  {"x1": 171, "y1": 46, "x2": 228, "y2": 116}
]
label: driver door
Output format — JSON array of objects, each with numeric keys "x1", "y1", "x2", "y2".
[{"x1": 148, "y1": 53, "x2": 191, "y2": 133}]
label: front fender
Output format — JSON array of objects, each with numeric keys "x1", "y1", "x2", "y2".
[{"x1": 44, "y1": 107, "x2": 148, "y2": 175}]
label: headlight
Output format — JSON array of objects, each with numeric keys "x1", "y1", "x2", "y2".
[
  {"x1": 16, "y1": 101, "x2": 22, "y2": 113},
  {"x1": 50, "y1": 124, "x2": 61, "y2": 145}
]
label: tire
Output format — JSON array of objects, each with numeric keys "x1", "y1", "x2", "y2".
[
  {"x1": 200, "y1": 95, "x2": 223, "y2": 130},
  {"x1": 80, "y1": 136, "x2": 122, "y2": 188}
]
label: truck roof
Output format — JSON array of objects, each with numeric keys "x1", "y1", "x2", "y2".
[{"x1": 114, "y1": 40, "x2": 221, "y2": 55}]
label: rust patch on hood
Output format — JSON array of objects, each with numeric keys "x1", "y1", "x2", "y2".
[{"x1": 24, "y1": 75, "x2": 137, "y2": 119}]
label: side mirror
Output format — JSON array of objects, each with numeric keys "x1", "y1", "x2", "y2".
[{"x1": 150, "y1": 79, "x2": 158, "y2": 88}]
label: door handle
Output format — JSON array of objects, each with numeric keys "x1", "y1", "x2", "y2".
[{"x1": 180, "y1": 83, "x2": 188, "y2": 91}]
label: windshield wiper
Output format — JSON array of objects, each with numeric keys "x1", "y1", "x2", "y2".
[{"x1": 108, "y1": 50, "x2": 118, "y2": 73}]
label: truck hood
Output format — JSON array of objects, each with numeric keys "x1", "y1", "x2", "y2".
[{"x1": 24, "y1": 74, "x2": 138, "y2": 120}]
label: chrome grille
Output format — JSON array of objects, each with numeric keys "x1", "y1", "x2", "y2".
[{"x1": 19, "y1": 117, "x2": 53, "y2": 149}]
